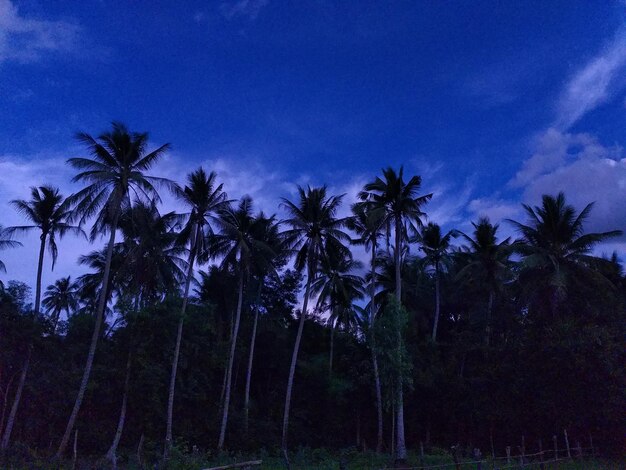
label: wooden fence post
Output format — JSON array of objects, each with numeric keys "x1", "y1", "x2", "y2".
[
  {"x1": 563, "y1": 429, "x2": 571, "y2": 459},
  {"x1": 553, "y1": 435, "x2": 558, "y2": 460},
  {"x1": 506, "y1": 446, "x2": 511, "y2": 465}
]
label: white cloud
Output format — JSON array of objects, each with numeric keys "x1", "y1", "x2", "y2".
[
  {"x1": 504, "y1": 128, "x2": 626, "y2": 238},
  {"x1": 220, "y1": 0, "x2": 269, "y2": 20},
  {"x1": 0, "y1": 0, "x2": 80, "y2": 65},
  {"x1": 554, "y1": 28, "x2": 626, "y2": 129}
]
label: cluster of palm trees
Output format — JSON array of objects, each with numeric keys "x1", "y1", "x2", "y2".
[{"x1": 0, "y1": 122, "x2": 622, "y2": 466}]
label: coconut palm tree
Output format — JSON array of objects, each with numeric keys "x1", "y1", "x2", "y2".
[
  {"x1": 311, "y1": 248, "x2": 363, "y2": 376},
  {"x1": 0, "y1": 225, "x2": 22, "y2": 288},
  {"x1": 508, "y1": 192, "x2": 622, "y2": 317},
  {"x1": 106, "y1": 200, "x2": 184, "y2": 468},
  {"x1": 358, "y1": 167, "x2": 431, "y2": 462},
  {"x1": 243, "y1": 212, "x2": 285, "y2": 434},
  {"x1": 8, "y1": 186, "x2": 82, "y2": 316},
  {"x1": 414, "y1": 222, "x2": 455, "y2": 342},
  {"x1": 280, "y1": 185, "x2": 350, "y2": 456},
  {"x1": 164, "y1": 167, "x2": 227, "y2": 460},
  {"x1": 56, "y1": 122, "x2": 172, "y2": 457},
  {"x1": 42, "y1": 276, "x2": 80, "y2": 333},
  {"x1": 347, "y1": 203, "x2": 385, "y2": 452},
  {"x1": 2, "y1": 186, "x2": 82, "y2": 450},
  {"x1": 213, "y1": 196, "x2": 278, "y2": 450},
  {"x1": 455, "y1": 217, "x2": 512, "y2": 346}
]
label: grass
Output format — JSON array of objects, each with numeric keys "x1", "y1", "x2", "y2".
[{"x1": 1, "y1": 445, "x2": 623, "y2": 469}]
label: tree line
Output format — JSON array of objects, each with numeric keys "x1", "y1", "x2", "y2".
[{"x1": 0, "y1": 122, "x2": 624, "y2": 467}]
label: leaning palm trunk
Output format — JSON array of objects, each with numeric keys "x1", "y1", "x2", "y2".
[
  {"x1": 369, "y1": 247, "x2": 383, "y2": 453},
  {"x1": 217, "y1": 268, "x2": 245, "y2": 450},
  {"x1": 393, "y1": 215, "x2": 407, "y2": 462},
  {"x1": 431, "y1": 263, "x2": 441, "y2": 342},
  {"x1": 105, "y1": 351, "x2": 132, "y2": 468},
  {"x1": 0, "y1": 345, "x2": 32, "y2": 449},
  {"x1": 57, "y1": 211, "x2": 120, "y2": 457},
  {"x1": 163, "y1": 226, "x2": 199, "y2": 461},
  {"x1": 1, "y1": 235, "x2": 45, "y2": 449},
  {"x1": 281, "y1": 266, "x2": 313, "y2": 453},
  {"x1": 244, "y1": 283, "x2": 263, "y2": 434}
]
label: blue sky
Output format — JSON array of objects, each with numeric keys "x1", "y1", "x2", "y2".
[{"x1": 1, "y1": 0, "x2": 625, "y2": 287}]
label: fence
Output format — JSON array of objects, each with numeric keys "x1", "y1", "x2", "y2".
[{"x1": 381, "y1": 430, "x2": 597, "y2": 470}]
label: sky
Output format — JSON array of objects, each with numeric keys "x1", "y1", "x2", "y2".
[{"x1": 1, "y1": 0, "x2": 625, "y2": 290}]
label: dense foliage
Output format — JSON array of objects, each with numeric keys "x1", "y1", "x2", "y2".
[{"x1": 0, "y1": 123, "x2": 623, "y2": 468}]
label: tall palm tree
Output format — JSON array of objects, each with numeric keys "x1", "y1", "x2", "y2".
[
  {"x1": 42, "y1": 276, "x2": 80, "y2": 333},
  {"x1": 280, "y1": 185, "x2": 350, "y2": 456},
  {"x1": 164, "y1": 167, "x2": 227, "y2": 460},
  {"x1": 415, "y1": 222, "x2": 455, "y2": 342},
  {"x1": 214, "y1": 196, "x2": 276, "y2": 450},
  {"x1": 56, "y1": 122, "x2": 172, "y2": 457},
  {"x1": 106, "y1": 201, "x2": 184, "y2": 468},
  {"x1": 455, "y1": 217, "x2": 512, "y2": 346},
  {"x1": 311, "y1": 249, "x2": 363, "y2": 376},
  {"x1": 8, "y1": 186, "x2": 81, "y2": 316},
  {"x1": 359, "y1": 167, "x2": 431, "y2": 462},
  {"x1": 347, "y1": 203, "x2": 385, "y2": 452},
  {"x1": 508, "y1": 192, "x2": 622, "y2": 317},
  {"x1": 243, "y1": 212, "x2": 284, "y2": 434},
  {"x1": 2, "y1": 186, "x2": 82, "y2": 450}
]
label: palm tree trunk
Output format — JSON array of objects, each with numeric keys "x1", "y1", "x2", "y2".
[
  {"x1": 57, "y1": 211, "x2": 119, "y2": 458},
  {"x1": 34, "y1": 235, "x2": 45, "y2": 316},
  {"x1": 431, "y1": 263, "x2": 441, "y2": 342},
  {"x1": 393, "y1": 215, "x2": 407, "y2": 462},
  {"x1": 0, "y1": 345, "x2": 32, "y2": 449},
  {"x1": 329, "y1": 320, "x2": 335, "y2": 377},
  {"x1": 281, "y1": 266, "x2": 313, "y2": 453},
  {"x1": 369, "y1": 246, "x2": 383, "y2": 453},
  {"x1": 1, "y1": 235, "x2": 45, "y2": 450},
  {"x1": 217, "y1": 267, "x2": 245, "y2": 450},
  {"x1": 485, "y1": 290, "x2": 494, "y2": 347},
  {"x1": 163, "y1": 225, "x2": 199, "y2": 462},
  {"x1": 106, "y1": 351, "x2": 132, "y2": 468},
  {"x1": 244, "y1": 282, "x2": 263, "y2": 435}
]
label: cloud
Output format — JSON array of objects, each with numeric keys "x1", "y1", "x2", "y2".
[
  {"x1": 554, "y1": 28, "x2": 626, "y2": 129},
  {"x1": 0, "y1": 0, "x2": 80, "y2": 65},
  {"x1": 220, "y1": 0, "x2": 269, "y2": 20},
  {"x1": 505, "y1": 128, "x2": 626, "y2": 237}
]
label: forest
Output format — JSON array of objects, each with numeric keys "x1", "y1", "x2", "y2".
[{"x1": 0, "y1": 122, "x2": 624, "y2": 469}]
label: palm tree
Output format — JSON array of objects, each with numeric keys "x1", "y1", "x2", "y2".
[
  {"x1": 42, "y1": 277, "x2": 80, "y2": 333},
  {"x1": 359, "y1": 167, "x2": 431, "y2": 462},
  {"x1": 164, "y1": 167, "x2": 227, "y2": 460},
  {"x1": 2, "y1": 186, "x2": 82, "y2": 450},
  {"x1": 311, "y1": 248, "x2": 363, "y2": 376},
  {"x1": 508, "y1": 192, "x2": 622, "y2": 317},
  {"x1": 56, "y1": 122, "x2": 172, "y2": 457},
  {"x1": 415, "y1": 222, "x2": 455, "y2": 342},
  {"x1": 455, "y1": 217, "x2": 512, "y2": 346},
  {"x1": 8, "y1": 186, "x2": 81, "y2": 316},
  {"x1": 347, "y1": 203, "x2": 385, "y2": 452},
  {"x1": 280, "y1": 185, "x2": 350, "y2": 456},
  {"x1": 214, "y1": 196, "x2": 277, "y2": 450},
  {"x1": 106, "y1": 201, "x2": 184, "y2": 468},
  {"x1": 0, "y1": 225, "x2": 22, "y2": 284},
  {"x1": 243, "y1": 212, "x2": 284, "y2": 434}
]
